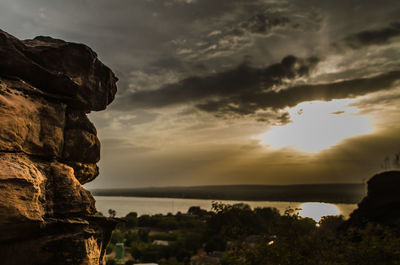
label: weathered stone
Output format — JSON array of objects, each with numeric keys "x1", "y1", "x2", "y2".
[
  {"x1": 0, "y1": 153, "x2": 46, "y2": 231},
  {"x1": 0, "y1": 78, "x2": 66, "y2": 157},
  {"x1": 63, "y1": 129, "x2": 101, "y2": 163},
  {"x1": 0, "y1": 153, "x2": 97, "y2": 242},
  {"x1": 0, "y1": 29, "x2": 118, "y2": 265},
  {"x1": 38, "y1": 161, "x2": 97, "y2": 217},
  {"x1": 0, "y1": 217, "x2": 118, "y2": 265},
  {"x1": 63, "y1": 111, "x2": 101, "y2": 163},
  {"x1": 0, "y1": 29, "x2": 117, "y2": 111},
  {"x1": 67, "y1": 162, "x2": 99, "y2": 185},
  {"x1": 66, "y1": 111, "x2": 97, "y2": 135}
]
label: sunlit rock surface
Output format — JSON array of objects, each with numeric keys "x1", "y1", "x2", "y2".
[
  {"x1": 347, "y1": 170, "x2": 400, "y2": 227},
  {"x1": 0, "y1": 29, "x2": 118, "y2": 265},
  {"x1": 0, "y1": 30, "x2": 117, "y2": 111}
]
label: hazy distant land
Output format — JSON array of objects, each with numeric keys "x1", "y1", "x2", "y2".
[{"x1": 91, "y1": 184, "x2": 365, "y2": 204}]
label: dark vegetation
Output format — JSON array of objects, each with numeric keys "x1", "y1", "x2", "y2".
[
  {"x1": 92, "y1": 184, "x2": 364, "y2": 203},
  {"x1": 105, "y1": 202, "x2": 400, "y2": 265}
]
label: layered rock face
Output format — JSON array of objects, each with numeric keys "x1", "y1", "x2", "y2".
[
  {"x1": 347, "y1": 170, "x2": 400, "y2": 228},
  {"x1": 0, "y1": 29, "x2": 118, "y2": 265}
]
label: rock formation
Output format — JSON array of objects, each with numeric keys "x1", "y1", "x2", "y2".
[
  {"x1": 0, "y1": 29, "x2": 118, "y2": 265},
  {"x1": 347, "y1": 170, "x2": 400, "y2": 228}
]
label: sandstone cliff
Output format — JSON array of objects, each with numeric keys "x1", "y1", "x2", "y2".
[{"x1": 0, "y1": 29, "x2": 118, "y2": 265}]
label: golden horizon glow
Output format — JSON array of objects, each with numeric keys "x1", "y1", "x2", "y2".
[
  {"x1": 260, "y1": 99, "x2": 373, "y2": 152},
  {"x1": 298, "y1": 202, "x2": 340, "y2": 222}
]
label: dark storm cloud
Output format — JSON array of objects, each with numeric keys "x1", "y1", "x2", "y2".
[
  {"x1": 239, "y1": 14, "x2": 290, "y2": 35},
  {"x1": 340, "y1": 22, "x2": 400, "y2": 49},
  {"x1": 350, "y1": 89, "x2": 400, "y2": 111},
  {"x1": 255, "y1": 111, "x2": 291, "y2": 125},
  {"x1": 197, "y1": 71, "x2": 400, "y2": 115},
  {"x1": 178, "y1": 4, "x2": 326, "y2": 63},
  {"x1": 228, "y1": 4, "x2": 324, "y2": 37},
  {"x1": 114, "y1": 55, "x2": 319, "y2": 111},
  {"x1": 218, "y1": 11, "x2": 292, "y2": 40},
  {"x1": 150, "y1": 57, "x2": 185, "y2": 71},
  {"x1": 115, "y1": 52, "x2": 400, "y2": 116}
]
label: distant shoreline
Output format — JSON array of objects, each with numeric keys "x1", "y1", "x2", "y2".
[{"x1": 91, "y1": 184, "x2": 365, "y2": 204}]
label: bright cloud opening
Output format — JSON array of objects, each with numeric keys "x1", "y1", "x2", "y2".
[{"x1": 260, "y1": 99, "x2": 373, "y2": 152}]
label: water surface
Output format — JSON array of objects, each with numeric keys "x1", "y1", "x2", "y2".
[{"x1": 94, "y1": 196, "x2": 357, "y2": 221}]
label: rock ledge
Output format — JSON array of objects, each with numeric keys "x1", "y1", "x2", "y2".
[{"x1": 0, "y1": 29, "x2": 118, "y2": 265}]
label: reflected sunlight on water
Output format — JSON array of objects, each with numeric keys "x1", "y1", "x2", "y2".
[{"x1": 298, "y1": 202, "x2": 340, "y2": 222}]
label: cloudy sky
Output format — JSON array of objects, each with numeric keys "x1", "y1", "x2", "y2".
[{"x1": 1, "y1": 0, "x2": 400, "y2": 188}]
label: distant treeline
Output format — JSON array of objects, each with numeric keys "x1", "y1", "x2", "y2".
[{"x1": 91, "y1": 184, "x2": 365, "y2": 203}]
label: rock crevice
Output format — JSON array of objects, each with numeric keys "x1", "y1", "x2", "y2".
[{"x1": 0, "y1": 29, "x2": 118, "y2": 265}]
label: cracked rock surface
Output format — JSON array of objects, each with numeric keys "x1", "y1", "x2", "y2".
[{"x1": 0, "y1": 29, "x2": 118, "y2": 265}]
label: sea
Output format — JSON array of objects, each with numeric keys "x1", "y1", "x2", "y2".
[{"x1": 94, "y1": 196, "x2": 358, "y2": 222}]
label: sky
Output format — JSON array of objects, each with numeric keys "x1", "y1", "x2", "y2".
[{"x1": 1, "y1": 0, "x2": 400, "y2": 188}]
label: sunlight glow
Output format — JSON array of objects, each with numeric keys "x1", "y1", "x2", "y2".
[
  {"x1": 260, "y1": 99, "x2": 373, "y2": 152},
  {"x1": 298, "y1": 202, "x2": 340, "y2": 222}
]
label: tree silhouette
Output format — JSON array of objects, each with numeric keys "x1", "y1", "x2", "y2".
[{"x1": 108, "y1": 208, "x2": 116, "y2": 218}]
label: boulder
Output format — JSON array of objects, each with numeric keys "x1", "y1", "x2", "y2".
[{"x1": 347, "y1": 171, "x2": 400, "y2": 227}]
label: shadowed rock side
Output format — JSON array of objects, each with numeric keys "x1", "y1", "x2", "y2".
[
  {"x1": 0, "y1": 29, "x2": 118, "y2": 265},
  {"x1": 346, "y1": 170, "x2": 400, "y2": 228}
]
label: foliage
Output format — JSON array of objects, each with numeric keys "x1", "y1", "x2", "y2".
[
  {"x1": 138, "y1": 228, "x2": 150, "y2": 242},
  {"x1": 209, "y1": 202, "x2": 281, "y2": 239},
  {"x1": 221, "y1": 222, "x2": 400, "y2": 265},
  {"x1": 110, "y1": 230, "x2": 124, "y2": 244},
  {"x1": 117, "y1": 212, "x2": 138, "y2": 230},
  {"x1": 165, "y1": 257, "x2": 184, "y2": 265},
  {"x1": 106, "y1": 203, "x2": 400, "y2": 265},
  {"x1": 187, "y1": 206, "x2": 208, "y2": 217},
  {"x1": 108, "y1": 209, "x2": 116, "y2": 218},
  {"x1": 137, "y1": 213, "x2": 204, "y2": 230},
  {"x1": 124, "y1": 230, "x2": 140, "y2": 245},
  {"x1": 205, "y1": 235, "x2": 227, "y2": 253},
  {"x1": 151, "y1": 232, "x2": 177, "y2": 241},
  {"x1": 105, "y1": 257, "x2": 117, "y2": 265}
]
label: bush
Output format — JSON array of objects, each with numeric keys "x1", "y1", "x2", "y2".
[
  {"x1": 124, "y1": 212, "x2": 138, "y2": 228},
  {"x1": 106, "y1": 258, "x2": 117, "y2": 265},
  {"x1": 151, "y1": 232, "x2": 177, "y2": 241},
  {"x1": 138, "y1": 228, "x2": 150, "y2": 242},
  {"x1": 205, "y1": 236, "x2": 226, "y2": 253},
  {"x1": 125, "y1": 230, "x2": 140, "y2": 245},
  {"x1": 221, "y1": 222, "x2": 400, "y2": 265},
  {"x1": 130, "y1": 241, "x2": 170, "y2": 262},
  {"x1": 110, "y1": 230, "x2": 125, "y2": 244}
]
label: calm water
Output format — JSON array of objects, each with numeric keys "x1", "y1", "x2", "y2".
[{"x1": 94, "y1": 196, "x2": 357, "y2": 222}]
